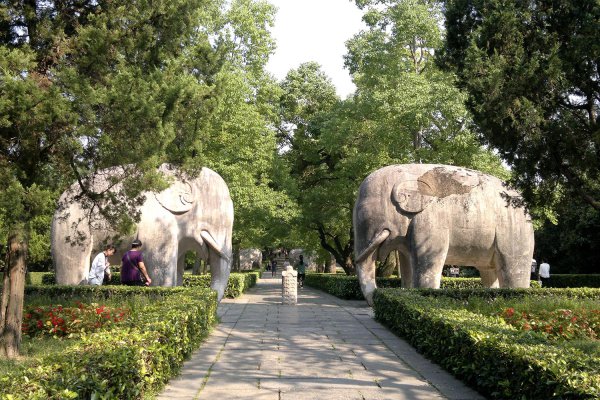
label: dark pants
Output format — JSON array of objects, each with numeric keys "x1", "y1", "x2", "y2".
[
  {"x1": 122, "y1": 280, "x2": 145, "y2": 286},
  {"x1": 298, "y1": 273, "x2": 305, "y2": 287},
  {"x1": 540, "y1": 277, "x2": 550, "y2": 287}
]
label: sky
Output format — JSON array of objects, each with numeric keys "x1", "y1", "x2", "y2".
[{"x1": 265, "y1": 0, "x2": 366, "y2": 98}]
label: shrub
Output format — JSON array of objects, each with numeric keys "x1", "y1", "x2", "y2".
[
  {"x1": 38, "y1": 271, "x2": 260, "y2": 298},
  {"x1": 22, "y1": 302, "x2": 130, "y2": 338},
  {"x1": 0, "y1": 286, "x2": 218, "y2": 399},
  {"x1": 373, "y1": 288, "x2": 600, "y2": 399},
  {"x1": 304, "y1": 274, "x2": 541, "y2": 300},
  {"x1": 182, "y1": 271, "x2": 259, "y2": 297},
  {"x1": 500, "y1": 307, "x2": 600, "y2": 341},
  {"x1": 545, "y1": 274, "x2": 600, "y2": 288}
]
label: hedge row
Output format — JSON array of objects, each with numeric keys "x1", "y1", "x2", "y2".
[
  {"x1": 544, "y1": 274, "x2": 600, "y2": 288},
  {"x1": 37, "y1": 271, "x2": 261, "y2": 298},
  {"x1": 0, "y1": 285, "x2": 218, "y2": 399},
  {"x1": 182, "y1": 271, "x2": 260, "y2": 298},
  {"x1": 373, "y1": 288, "x2": 600, "y2": 399},
  {"x1": 304, "y1": 273, "x2": 542, "y2": 300}
]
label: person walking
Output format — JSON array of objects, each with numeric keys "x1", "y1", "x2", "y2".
[
  {"x1": 271, "y1": 259, "x2": 277, "y2": 277},
  {"x1": 295, "y1": 254, "x2": 306, "y2": 288},
  {"x1": 88, "y1": 244, "x2": 116, "y2": 285},
  {"x1": 121, "y1": 239, "x2": 152, "y2": 286},
  {"x1": 539, "y1": 259, "x2": 550, "y2": 287}
]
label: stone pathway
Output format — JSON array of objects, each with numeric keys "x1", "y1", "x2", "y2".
[{"x1": 158, "y1": 273, "x2": 484, "y2": 400}]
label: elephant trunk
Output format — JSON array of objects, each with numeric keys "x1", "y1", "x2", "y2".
[
  {"x1": 208, "y1": 248, "x2": 230, "y2": 302},
  {"x1": 357, "y1": 253, "x2": 377, "y2": 306},
  {"x1": 355, "y1": 229, "x2": 390, "y2": 307}
]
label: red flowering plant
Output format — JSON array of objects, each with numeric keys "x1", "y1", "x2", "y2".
[
  {"x1": 500, "y1": 307, "x2": 600, "y2": 341},
  {"x1": 22, "y1": 301, "x2": 130, "y2": 338}
]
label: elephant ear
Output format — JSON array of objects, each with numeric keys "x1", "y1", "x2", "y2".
[
  {"x1": 154, "y1": 179, "x2": 195, "y2": 214},
  {"x1": 392, "y1": 180, "x2": 435, "y2": 213}
]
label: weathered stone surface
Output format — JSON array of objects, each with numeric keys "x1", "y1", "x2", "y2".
[
  {"x1": 281, "y1": 266, "x2": 298, "y2": 305},
  {"x1": 354, "y1": 164, "x2": 534, "y2": 305},
  {"x1": 240, "y1": 248, "x2": 262, "y2": 270},
  {"x1": 51, "y1": 164, "x2": 234, "y2": 301}
]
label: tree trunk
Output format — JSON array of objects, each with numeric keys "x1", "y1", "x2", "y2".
[
  {"x1": 325, "y1": 256, "x2": 337, "y2": 273},
  {"x1": 315, "y1": 224, "x2": 355, "y2": 275},
  {"x1": 1, "y1": 230, "x2": 27, "y2": 358},
  {"x1": 192, "y1": 254, "x2": 202, "y2": 275},
  {"x1": 377, "y1": 251, "x2": 399, "y2": 277},
  {"x1": 232, "y1": 241, "x2": 240, "y2": 272},
  {"x1": 343, "y1": 255, "x2": 356, "y2": 275}
]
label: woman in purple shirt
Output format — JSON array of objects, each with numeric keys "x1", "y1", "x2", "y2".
[{"x1": 121, "y1": 239, "x2": 152, "y2": 286}]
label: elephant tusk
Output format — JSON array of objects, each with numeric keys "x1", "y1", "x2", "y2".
[
  {"x1": 200, "y1": 230, "x2": 231, "y2": 263},
  {"x1": 356, "y1": 229, "x2": 391, "y2": 264}
]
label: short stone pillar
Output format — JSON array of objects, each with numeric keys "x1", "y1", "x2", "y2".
[{"x1": 281, "y1": 265, "x2": 298, "y2": 305}]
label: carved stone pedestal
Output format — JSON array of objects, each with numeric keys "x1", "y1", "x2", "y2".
[{"x1": 281, "y1": 266, "x2": 298, "y2": 305}]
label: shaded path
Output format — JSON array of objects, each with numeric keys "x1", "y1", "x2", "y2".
[{"x1": 158, "y1": 273, "x2": 484, "y2": 399}]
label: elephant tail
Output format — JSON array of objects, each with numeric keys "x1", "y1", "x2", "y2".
[{"x1": 355, "y1": 229, "x2": 390, "y2": 264}]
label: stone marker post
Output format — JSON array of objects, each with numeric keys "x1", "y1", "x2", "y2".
[{"x1": 281, "y1": 265, "x2": 298, "y2": 305}]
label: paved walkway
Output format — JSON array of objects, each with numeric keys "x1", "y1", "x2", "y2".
[{"x1": 158, "y1": 273, "x2": 484, "y2": 400}]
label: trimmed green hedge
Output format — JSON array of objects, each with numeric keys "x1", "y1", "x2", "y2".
[
  {"x1": 182, "y1": 271, "x2": 260, "y2": 298},
  {"x1": 38, "y1": 271, "x2": 260, "y2": 298},
  {"x1": 544, "y1": 274, "x2": 600, "y2": 288},
  {"x1": 373, "y1": 288, "x2": 600, "y2": 399},
  {"x1": 304, "y1": 273, "x2": 541, "y2": 300},
  {"x1": 0, "y1": 285, "x2": 218, "y2": 399}
]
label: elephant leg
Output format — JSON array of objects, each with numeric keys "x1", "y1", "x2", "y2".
[
  {"x1": 52, "y1": 213, "x2": 93, "y2": 285},
  {"x1": 142, "y1": 234, "x2": 178, "y2": 286},
  {"x1": 177, "y1": 253, "x2": 186, "y2": 285},
  {"x1": 398, "y1": 251, "x2": 413, "y2": 288},
  {"x1": 493, "y1": 224, "x2": 533, "y2": 288},
  {"x1": 411, "y1": 228, "x2": 449, "y2": 288},
  {"x1": 208, "y1": 247, "x2": 230, "y2": 302},
  {"x1": 479, "y1": 268, "x2": 499, "y2": 288},
  {"x1": 492, "y1": 251, "x2": 530, "y2": 288}
]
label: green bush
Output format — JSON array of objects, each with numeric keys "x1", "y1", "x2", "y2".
[
  {"x1": 373, "y1": 288, "x2": 600, "y2": 399},
  {"x1": 304, "y1": 274, "x2": 541, "y2": 300},
  {"x1": 183, "y1": 271, "x2": 259, "y2": 298},
  {"x1": 545, "y1": 274, "x2": 600, "y2": 288},
  {"x1": 39, "y1": 271, "x2": 260, "y2": 298},
  {"x1": 0, "y1": 285, "x2": 218, "y2": 399}
]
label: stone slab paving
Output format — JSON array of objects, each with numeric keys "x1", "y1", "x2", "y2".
[{"x1": 158, "y1": 273, "x2": 485, "y2": 400}]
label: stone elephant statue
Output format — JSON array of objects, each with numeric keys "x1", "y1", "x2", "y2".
[
  {"x1": 353, "y1": 164, "x2": 534, "y2": 306},
  {"x1": 51, "y1": 164, "x2": 234, "y2": 301}
]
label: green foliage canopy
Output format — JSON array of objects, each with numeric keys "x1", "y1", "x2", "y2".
[
  {"x1": 441, "y1": 0, "x2": 600, "y2": 211},
  {"x1": 0, "y1": 0, "x2": 285, "y2": 255},
  {"x1": 276, "y1": 0, "x2": 505, "y2": 273}
]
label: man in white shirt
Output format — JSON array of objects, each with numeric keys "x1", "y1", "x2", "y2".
[
  {"x1": 88, "y1": 244, "x2": 116, "y2": 285},
  {"x1": 538, "y1": 260, "x2": 550, "y2": 287}
]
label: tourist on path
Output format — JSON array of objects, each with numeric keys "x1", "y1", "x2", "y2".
[
  {"x1": 295, "y1": 255, "x2": 306, "y2": 288},
  {"x1": 271, "y1": 259, "x2": 277, "y2": 277},
  {"x1": 88, "y1": 244, "x2": 116, "y2": 285},
  {"x1": 121, "y1": 239, "x2": 152, "y2": 286},
  {"x1": 539, "y1": 260, "x2": 550, "y2": 287}
]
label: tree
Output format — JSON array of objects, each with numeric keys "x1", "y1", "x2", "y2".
[
  {"x1": 534, "y1": 193, "x2": 600, "y2": 274},
  {"x1": 276, "y1": 63, "x2": 359, "y2": 273},
  {"x1": 0, "y1": 0, "x2": 279, "y2": 357},
  {"x1": 277, "y1": 0, "x2": 505, "y2": 273},
  {"x1": 441, "y1": 0, "x2": 600, "y2": 212}
]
